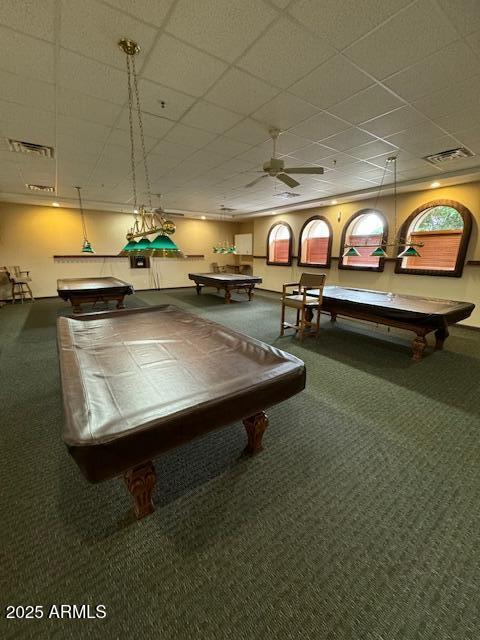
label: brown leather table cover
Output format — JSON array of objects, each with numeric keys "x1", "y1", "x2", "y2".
[
  {"x1": 57, "y1": 277, "x2": 134, "y2": 299},
  {"x1": 188, "y1": 272, "x2": 262, "y2": 286},
  {"x1": 306, "y1": 286, "x2": 475, "y2": 327},
  {"x1": 58, "y1": 305, "x2": 305, "y2": 482}
]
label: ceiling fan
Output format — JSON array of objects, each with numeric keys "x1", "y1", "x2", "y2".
[{"x1": 245, "y1": 127, "x2": 324, "y2": 189}]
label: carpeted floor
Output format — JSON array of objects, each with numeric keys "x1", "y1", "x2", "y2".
[{"x1": 1, "y1": 288, "x2": 480, "y2": 639}]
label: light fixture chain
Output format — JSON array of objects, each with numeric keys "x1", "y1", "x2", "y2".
[
  {"x1": 126, "y1": 53, "x2": 138, "y2": 212},
  {"x1": 131, "y1": 54, "x2": 152, "y2": 211},
  {"x1": 75, "y1": 186, "x2": 87, "y2": 241}
]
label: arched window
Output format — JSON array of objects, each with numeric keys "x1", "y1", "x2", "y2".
[
  {"x1": 395, "y1": 199, "x2": 472, "y2": 277},
  {"x1": 267, "y1": 222, "x2": 293, "y2": 266},
  {"x1": 339, "y1": 209, "x2": 388, "y2": 271},
  {"x1": 298, "y1": 216, "x2": 332, "y2": 268}
]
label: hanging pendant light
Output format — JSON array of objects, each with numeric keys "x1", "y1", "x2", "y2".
[
  {"x1": 118, "y1": 39, "x2": 182, "y2": 257},
  {"x1": 370, "y1": 246, "x2": 388, "y2": 257},
  {"x1": 398, "y1": 246, "x2": 421, "y2": 258},
  {"x1": 75, "y1": 186, "x2": 94, "y2": 254},
  {"x1": 343, "y1": 246, "x2": 361, "y2": 257}
]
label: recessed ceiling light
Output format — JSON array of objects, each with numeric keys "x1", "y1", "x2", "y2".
[
  {"x1": 430, "y1": 181, "x2": 440, "y2": 188},
  {"x1": 133, "y1": 208, "x2": 139, "y2": 214},
  {"x1": 200, "y1": 215, "x2": 206, "y2": 220},
  {"x1": 52, "y1": 202, "x2": 60, "y2": 207},
  {"x1": 331, "y1": 199, "x2": 337, "y2": 205}
]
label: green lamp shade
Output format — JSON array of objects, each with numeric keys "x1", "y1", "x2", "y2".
[
  {"x1": 81, "y1": 241, "x2": 94, "y2": 254},
  {"x1": 370, "y1": 246, "x2": 388, "y2": 257},
  {"x1": 398, "y1": 246, "x2": 421, "y2": 258},
  {"x1": 151, "y1": 234, "x2": 179, "y2": 251},
  {"x1": 135, "y1": 237, "x2": 153, "y2": 251},
  {"x1": 343, "y1": 246, "x2": 361, "y2": 257},
  {"x1": 122, "y1": 239, "x2": 139, "y2": 252}
]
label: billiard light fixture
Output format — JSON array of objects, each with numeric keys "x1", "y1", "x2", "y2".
[
  {"x1": 75, "y1": 186, "x2": 94, "y2": 254},
  {"x1": 118, "y1": 38, "x2": 182, "y2": 258},
  {"x1": 342, "y1": 156, "x2": 422, "y2": 259}
]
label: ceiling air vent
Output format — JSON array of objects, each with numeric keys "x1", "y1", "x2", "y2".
[
  {"x1": 219, "y1": 205, "x2": 236, "y2": 212},
  {"x1": 423, "y1": 147, "x2": 474, "y2": 165},
  {"x1": 273, "y1": 191, "x2": 301, "y2": 199},
  {"x1": 8, "y1": 138, "x2": 54, "y2": 158},
  {"x1": 26, "y1": 184, "x2": 55, "y2": 192}
]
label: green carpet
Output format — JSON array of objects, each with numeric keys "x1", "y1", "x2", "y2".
[{"x1": 1, "y1": 288, "x2": 480, "y2": 640}]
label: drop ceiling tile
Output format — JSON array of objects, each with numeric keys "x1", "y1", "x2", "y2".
[
  {"x1": 223, "y1": 118, "x2": 271, "y2": 145},
  {"x1": 164, "y1": 122, "x2": 217, "y2": 149},
  {"x1": 204, "y1": 68, "x2": 278, "y2": 116},
  {"x1": 237, "y1": 17, "x2": 335, "y2": 89},
  {"x1": 57, "y1": 88, "x2": 123, "y2": 127},
  {"x1": 0, "y1": 26, "x2": 54, "y2": 83},
  {"x1": 58, "y1": 49, "x2": 128, "y2": 104},
  {"x1": 436, "y1": 0, "x2": 480, "y2": 37},
  {"x1": 1, "y1": 0, "x2": 55, "y2": 41},
  {"x1": 289, "y1": 0, "x2": 411, "y2": 50},
  {"x1": 165, "y1": 0, "x2": 277, "y2": 62},
  {"x1": 344, "y1": 0, "x2": 457, "y2": 79},
  {"x1": 258, "y1": 131, "x2": 310, "y2": 156},
  {"x1": 60, "y1": 0, "x2": 158, "y2": 70},
  {"x1": 289, "y1": 55, "x2": 373, "y2": 109},
  {"x1": 412, "y1": 75, "x2": 480, "y2": 120},
  {"x1": 435, "y1": 106, "x2": 480, "y2": 136},
  {"x1": 384, "y1": 41, "x2": 479, "y2": 103},
  {"x1": 347, "y1": 139, "x2": 398, "y2": 160},
  {"x1": 0, "y1": 100, "x2": 56, "y2": 145},
  {"x1": 289, "y1": 112, "x2": 350, "y2": 141},
  {"x1": 467, "y1": 30, "x2": 480, "y2": 56},
  {"x1": 203, "y1": 136, "x2": 252, "y2": 157},
  {"x1": 387, "y1": 131, "x2": 460, "y2": 156},
  {"x1": 285, "y1": 143, "x2": 334, "y2": 163},
  {"x1": 142, "y1": 33, "x2": 228, "y2": 97},
  {"x1": 137, "y1": 79, "x2": 196, "y2": 120},
  {"x1": 329, "y1": 85, "x2": 403, "y2": 125},
  {"x1": 0, "y1": 70, "x2": 55, "y2": 113},
  {"x1": 103, "y1": 0, "x2": 175, "y2": 27},
  {"x1": 321, "y1": 128, "x2": 377, "y2": 152},
  {"x1": 181, "y1": 101, "x2": 243, "y2": 134},
  {"x1": 252, "y1": 93, "x2": 319, "y2": 131},
  {"x1": 360, "y1": 106, "x2": 428, "y2": 138}
]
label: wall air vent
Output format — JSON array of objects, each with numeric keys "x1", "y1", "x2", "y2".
[
  {"x1": 26, "y1": 184, "x2": 55, "y2": 192},
  {"x1": 273, "y1": 191, "x2": 301, "y2": 199},
  {"x1": 8, "y1": 138, "x2": 54, "y2": 158},
  {"x1": 423, "y1": 147, "x2": 474, "y2": 165}
]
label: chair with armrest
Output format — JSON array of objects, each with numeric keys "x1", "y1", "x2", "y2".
[
  {"x1": 5, "y1": 266, "x2": 34, "y2": 303},
  {"x1": 280, "y1": 273, "x2": 326, "y2": 340}
]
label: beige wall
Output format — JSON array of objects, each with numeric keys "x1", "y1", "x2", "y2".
[
  {"x1": 251, "y1": 181, "x2": 480, "y2": 327},
  {"x1": 0, "y1": 202, "x2": 237, "y2": 299}
]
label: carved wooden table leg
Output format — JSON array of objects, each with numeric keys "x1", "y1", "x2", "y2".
[
  {"x1": 72, "y1": 302, "x2": 82, "y2": 314},
  {"x1": 411, "y1": 334, "x2": 427, "y2": 361},
  {"x1": 247, "y1": 286, "x2": 254, "y2": 301},
  {"x1": 330, "y1": 312, "x2": 337, "y2": 323},
  {"x1": 195, "y1": 284, "x2": 201, "y2": 295},
  {"x1": 224, "y1": 288, "x2": 232, "y2": 303},
  {"x1": 305, "y1": 308, "x2": 314, "y2": 323},
  {"x1": 434, "y1": 327, "x2": 449, "y2": 350},
  {"x1": 243, "y1": 411, "x2": 269, "y2": 455},
  {"x1": 124, "y1": 460, "x2": 157, "y2": 519},
  {"x1": 116, "y1": 296, "x2": 126, "y2": 309}
]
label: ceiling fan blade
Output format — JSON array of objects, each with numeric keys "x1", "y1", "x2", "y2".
[
  {"x1": 283, "y1": 166, "x2": 324, "y2": 174},
  {"x1": 276, "y1": 173, "x2": 300, "y2": 188},
  {"x1": 245, "y1": 174, "x2": 268, "y2": 188}
]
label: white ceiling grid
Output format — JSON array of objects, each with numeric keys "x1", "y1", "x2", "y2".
[{"x1": 0, "y1": 0, "x2": 478, "y2": 217}]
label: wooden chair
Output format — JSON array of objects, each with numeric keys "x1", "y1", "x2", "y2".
[
  {"x1": 280, "y1": 273, "x2": 326, "y2": 340},
  {"x1": 5, "y1": 266, "x2": 34, "y2": 303}
]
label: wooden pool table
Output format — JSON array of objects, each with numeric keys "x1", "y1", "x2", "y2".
[
  {"x1": 304, "y1": 286, "x2": 475, "y2": 360},
  {"x1": 57, "y1": 277, "x2": 134, "y2": 314},
  {"x1": 188, "y1": 272, "x2": 262, "y2": 303},
  {"x1": 57, "y1": 305, "x2": 305, "y2": 519}
]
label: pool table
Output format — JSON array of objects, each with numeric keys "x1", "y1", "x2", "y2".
[
  {"x1": 304, "y1": 286, "x2": 475, "y2": 360},
  {"x1": 188, "y1": 272, "x2": 262, "y2": 303},
  {"x1": 57, "y1": 277, "x2": 134, "y2": 314},
  {"x1": 57, "y1": 305, "x2": 306, "y2": 519}
]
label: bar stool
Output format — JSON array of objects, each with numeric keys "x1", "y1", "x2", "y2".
[{"x1": 5, "y1": 266, "x2": 34, "y2": 303}]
